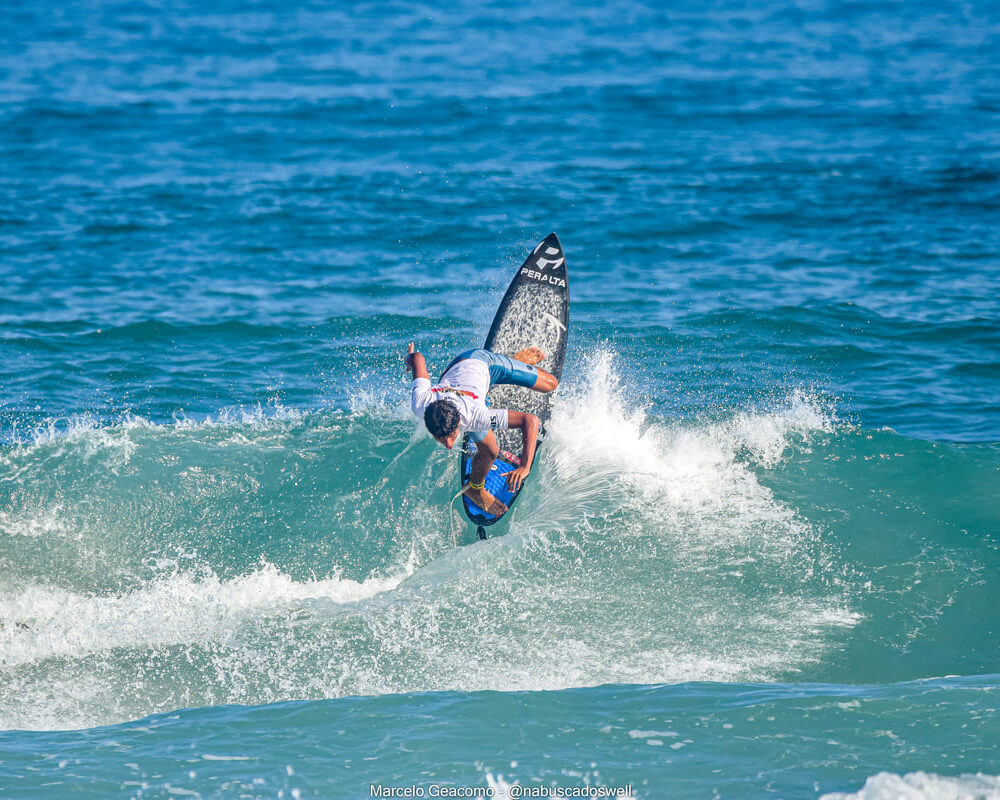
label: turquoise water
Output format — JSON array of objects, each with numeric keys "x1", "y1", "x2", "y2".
[{"x1": 2, "y1": 0, "x2": 1000, "y2": 797}]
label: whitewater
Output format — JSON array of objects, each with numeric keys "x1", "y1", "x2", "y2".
[{"x1": 2, "y1": 355, "x2": 860, "y2": 729}]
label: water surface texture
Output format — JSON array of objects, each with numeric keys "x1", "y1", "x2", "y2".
[{"x1": 2, "y1": 0, "x2": 999, "y2": 797}]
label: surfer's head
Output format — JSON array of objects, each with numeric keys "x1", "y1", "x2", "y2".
[{"x1": 425, "y1": 400, "x2": 461, "y2": 449}]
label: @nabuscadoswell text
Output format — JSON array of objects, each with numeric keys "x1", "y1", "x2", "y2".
[{"x1": 371, "y1": 785, "x2": 635, "y2": 798}]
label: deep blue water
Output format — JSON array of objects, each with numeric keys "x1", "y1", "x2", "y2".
[{"x1": 2, "y1": 0, "x2": 999, "y2": 797}]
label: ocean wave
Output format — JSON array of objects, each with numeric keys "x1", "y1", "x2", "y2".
[{"x1": 0, "y1": 349, "x2": 868, "y2": 730}]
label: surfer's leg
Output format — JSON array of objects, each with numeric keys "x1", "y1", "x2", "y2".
[
  {"x1": 508, "y1": 348, "x2": 557, "y2": 392},
  {"x1": 529, "y1": 368, "x2": 558, "y2": 393},
  {"x1": 471, "y1": 349, "x2": 552, "y2": 392},
  {"x1": 464, "y1": 431, "x2": 507, "y2": 515},
  {"x1": 469, "y1": 429, "x2": 498, "y2": 481}
]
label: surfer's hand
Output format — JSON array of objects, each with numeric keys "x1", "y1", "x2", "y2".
[
  {"x1": 504, "y1": 465, "x2": 530, "y2": 491},
  {"x1": 406, "y1": 346, "x2": 429, "y2": 381},
  {"x1": 463, "y1": 484, "x2": 508, "y2": 516}
]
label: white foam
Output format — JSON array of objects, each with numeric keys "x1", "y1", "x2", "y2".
[
  {"x1": 2, "y1": 404, "x2": 309, "y2": 459},
  {"x1": 2, "y1": 413, "x2": 143, "y2": 468},
  {"x1": 0, "y1": 563, "x2": 404, "y2": 669},
  {"x1": 0, "y1": 506, "x2": 74, "y2": 540},
  {"x1": 541, "y1": 350, "x2": 836, "y2": 534},
  {"x1": 346, "y1": 380, "x2": 413, "y2": 420},
  {"x1": 549, "y1": 351, "x2": 833, "y2": 473},
  {"x1": 171, "y1": 403, "x2": 305, "y2": 430},
  {"x1": 821, "y1": 772, "x2": 1000, "y2": 800},
  {"x1": 720, "y1": 388, "x2": 838, "y2": 468}
]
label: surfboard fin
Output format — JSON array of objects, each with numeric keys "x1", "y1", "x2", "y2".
[{"x1": 477, "y1": 526, "x2": 487, "y2": 540}]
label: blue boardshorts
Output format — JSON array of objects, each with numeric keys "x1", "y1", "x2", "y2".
[{"x1": 442, "y1": 349, "x2": 540, "y2": 389}]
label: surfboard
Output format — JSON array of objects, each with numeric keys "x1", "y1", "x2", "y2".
[{"x1": 459, "y1": 233, "x2": 570, "y2": 537}]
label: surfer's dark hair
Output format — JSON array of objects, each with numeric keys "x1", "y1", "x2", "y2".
[{"x1": 425, "y1": 400, "x2": 460, "y2": 438}]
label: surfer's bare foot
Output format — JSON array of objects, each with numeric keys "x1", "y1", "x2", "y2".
[
  {"x1": 513, "y1": 346, "x2": 545, "y2": 366},
  {"x1": 463, "y1": 485, "x2": 508, "y2": 516}
]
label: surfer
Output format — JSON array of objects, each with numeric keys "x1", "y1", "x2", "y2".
[{"x1": 406, "y1": 343, "x2": 558, "y2": 515}]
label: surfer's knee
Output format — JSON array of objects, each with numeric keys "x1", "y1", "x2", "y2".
[{"x1": 532, "y1": 370, "x2": 558, "y2": 393}]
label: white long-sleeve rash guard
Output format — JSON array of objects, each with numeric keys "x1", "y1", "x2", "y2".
[{"x1": 410, "y1": 358, "x2": 509, "y2": 434}]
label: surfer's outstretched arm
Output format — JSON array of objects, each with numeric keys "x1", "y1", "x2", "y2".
[
  {"x1": 503, "y1": 410, "x2": 540, "y2": 491},
  {"x1": 406, "y1": 343, "x2": 429, "y2": 381}
]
